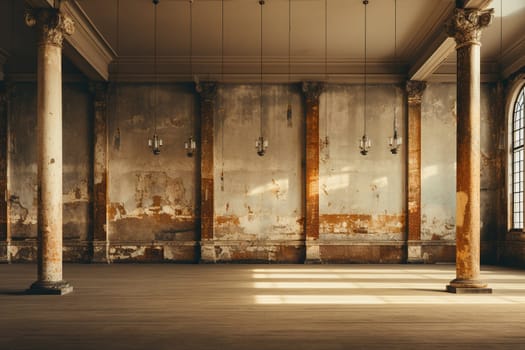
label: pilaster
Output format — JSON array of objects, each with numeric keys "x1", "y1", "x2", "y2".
[
  {"x1": 0, "y1": 83, "x2": 9, "y2": 263},
  {"x1": 406, "y1": 80, "x2": 426, "y2": 263},
  {"x1": 90, "y1": 82, "x2": 110, "y2": 263},
  {"x1": 197, "y1": 82, "x2": 217, "y2": 263},
  {"x1": 302, "y1": 81, "x2": 324, "y2": 263}
]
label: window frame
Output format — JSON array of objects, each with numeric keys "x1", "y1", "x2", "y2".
[{"x1": 511, "y1": 84, "x2": 525, "y2": 230}]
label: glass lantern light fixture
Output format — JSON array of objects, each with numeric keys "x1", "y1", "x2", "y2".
[
  {"x1": 255, "y1": 0, "x2": 268, "y2": 157},
  {"x1": 185, "y1": 136, "x2": 196, "y2": 157},
  {"x1": 358, "y1": 0, "x2": 371, "y2": 156},
  {"x1": 148, "y1": 0, "x2": 163, "y2": 155},
  {"x1": 388, "y1": 0, "x2": 402, "y2": 155}
]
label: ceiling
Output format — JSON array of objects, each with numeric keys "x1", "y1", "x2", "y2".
[{"x1": 1, "y1": 0, "x2": 525, "y2": 83}]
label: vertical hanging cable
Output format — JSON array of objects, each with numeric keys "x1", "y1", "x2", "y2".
[
  {"x1": 256, "y1": 0, "x2": 267, "y2": 156},
  {"x1": 389, "y1": 0, "x2": 401, "y2": 154},
  {"x1": 185, "y1": 0, "x2": 196, "y2": 157},
  {"x1": 323, "y1": 0, "x2": 329, "y2": 158},
  {"x1": 260, "y1": 0, "x2": 263, "y2": 139},
  {"x1": 500, "y1": 0, "x2": 503, "y2": 73},
  {"x1": 286, "y1": 0, "x2": 292, "y2": 127},
  {"x1": 359, "y1": 0, "x2": 371, "y2": 156},
  {"x1": 220, "y1": 0, "x2": 225, "y2": 190},
  {"x1": 114, "y1": 0, "x2": 121, "y2": 151},
  {"x1": 149, "y1": 0, "x2": 162, "y2": 155}
]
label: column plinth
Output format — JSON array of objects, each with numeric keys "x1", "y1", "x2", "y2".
[
  {"x1": 446, "y1": 7, "x2": 493, "y2": 293},
  {"x1": 25, "y1": 8, "x2": 74, "y2": 295},
  {"x1": 302, "y1": 82, "x2": 324, "y2": 264}
]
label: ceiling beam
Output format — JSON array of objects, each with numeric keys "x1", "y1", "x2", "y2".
[
  {"x1": 25, "y1": 0, "x2": 115, "y2": 81},
  {"x1": 409, "y1": 0, "x2": 494, "y2": 81}
]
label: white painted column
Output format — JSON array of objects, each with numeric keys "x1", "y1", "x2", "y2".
[{"x1": 26, "y1": 8, "x2": 74, "y2": 295}]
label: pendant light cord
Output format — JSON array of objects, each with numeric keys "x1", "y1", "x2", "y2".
[
  {"x1": 393, "y1": 0, "x2": 397, "y2": 131},
  {"x1": 363, "y1": 0, "x2": 367, "y2": 136},
  {"x1": 260, "y1": 0, "x2": 264, "y2": 137},
  {"x1": 189, "y1": 0, "x2": 193, "y2": 135},
  {"x1": 153, "y1": 0, "x2": 158, "y2": 134},
  {"x1": 288, "y1": 0, "x2": 291, "y2": 104},
  {"x1": 324, "y1": 0, "x2": 329, "y2": 140},
  {"x1": 221, "y1": 0, "x2": 225, "y2": 176}
]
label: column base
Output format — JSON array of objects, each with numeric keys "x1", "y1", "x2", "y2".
[
  {"x1": 305, "y1": 242, "x2": 321, "y2": 264},
  {"x1": 27, "y1": 280, "x2": 74, "y2": 295},
  {"x1": 446, "y1": 279, "x2": 492, "y2": 294},
  {"x1": 199, "y1": 241, "x2": 216, "y2": 263},
  {"x1": 407, "y1": 245, "x2": 424, "y2": 263},
  {"x1": 91, "y1": 241, "x2": 110, "y2": 263}
]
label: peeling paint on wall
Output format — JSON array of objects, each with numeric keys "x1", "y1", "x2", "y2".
[{"x1": 213, "y1": 84, "x2": 304, "y2": 247}]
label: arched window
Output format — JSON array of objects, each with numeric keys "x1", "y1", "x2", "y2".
[{"x1": 512, "y1": 85, "x2": 525, "y2": 229}]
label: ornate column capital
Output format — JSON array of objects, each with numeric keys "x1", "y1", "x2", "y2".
[
  {"x1": 446, "y1": 8, "x2": 494, "y2": 49},
  {"x1": 196, "y1": 82, "x2": 217, "y2": 103},
  {"x1": 25, "y1": 8, "x2": 75, "y2": 48},
  {"x1": 406, "y1": 80, "x2": 427, "y2": 105},
  {"x1": 89, "y1": 82, "x2": 109, "y2": 112},
  {"x1": 302, "y1": 81, "x2": 325, "y2": 102}
]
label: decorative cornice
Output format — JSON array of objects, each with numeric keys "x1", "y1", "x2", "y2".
[
  {"x1": 25, "y1": 8, "x2": 75, "y2": 48},
  {"x1": 446, "y1": 8, "x2": 494, "y2": 49},
  {"x1": 302, "y1": 81, "x2": 324, "y2": 102},
  {"x1": 196, "y1": 82, "x2": 217, "y2": 103},
  {"x1": 406, "y1": 80, "x2": 427, "y2": 105}
]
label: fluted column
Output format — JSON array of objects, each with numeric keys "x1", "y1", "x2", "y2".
[
  {"x1": 0, "y1": 83, "x2": 9, "y2": 263},
  {"x1": 406, "y1": 80, "x2": 426, "y2": 263},
  {"x1": 302, "y1": 82, "x2": 324, "y2": 263},
  {"x1": 26, "y1": 8, "x2": 74, "y2": 295},
  {"x1": 446, "y1": 7, "x2": 493, "y2": 293},
  {"x1": 197, "y1": 82, "x2": 217, "y2": 263},
  {"x1": 90, "y1": 82, "x2": 110, "y2": 263}
]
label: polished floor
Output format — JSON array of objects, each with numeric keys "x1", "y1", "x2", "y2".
[{"x1": 1, "y1": 264, "x2": 525, "y2": 350}]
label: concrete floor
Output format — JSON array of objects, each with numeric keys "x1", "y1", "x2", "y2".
[{"x1": 1, "y1": 264, "x2": 525, "y2": 350}]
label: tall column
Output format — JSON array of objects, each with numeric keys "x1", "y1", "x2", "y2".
[
  {"x1": 406, "y1": 80, "x2": 426, "y2": 263},
  {"x1": 90, "y1": 82, "x2": 109, "y2": 263},
  {"x1": 302, "y1": 82, "x2": 324, "y2": 263},
  {"x1": 197, "y1": 82, "x2": 217, "y2": 263},
  {"x1": 446, "y1": 7, "x2": 493, "y2": 293},
  {"x1": 26, "y1": 8, "x2": 74, "y2": 295},
  {"x1": 0, "y1": 83, "x2": 9, "y2": 263}
]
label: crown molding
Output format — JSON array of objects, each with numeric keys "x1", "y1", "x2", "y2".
[
  {"x1": 502, "y1": 36, "x2": 525, "y2": 79},
  {"x1": 25, "y1": 0, "x2": 116, "y2": 81},
  {"x1": 111, "y1": 56, "x2": 408, "y2": 83}
]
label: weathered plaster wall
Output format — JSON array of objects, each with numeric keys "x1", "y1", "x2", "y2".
[
  {"x1": 421, "y1": 84, "x2": 457, "y2": 243},
  {"x1": 108, "y1": 83, "x2": 198, "y2": 262},
  {"x1": 318, "y1": 85, "x2": 406, "y2": 262},
  {"x1": 213, "y1": 84, "x2": 304, "y2": 262},
  {"x1": 8, "y1": 83, "x2": 92, "y2": 261},
  {"x1": 421, "y1": 83, "x2": 501, "y2": 262}
]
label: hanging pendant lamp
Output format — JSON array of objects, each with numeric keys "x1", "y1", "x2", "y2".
[
  {"x1": 255, "y1": 0, "x2": 268, "y2": 156},
  {"x1": 389, "y1": 0, "x2": 402, "y2": 154},
  {"x1": 148, "y1": 0, "x2": 163, "y2": 155},
  {"x1": 359, "y1": 0, "x2": 371, "y2": 156},
  {"x1": 185, "y1": 0, "x2": 197, "y2": 157}
]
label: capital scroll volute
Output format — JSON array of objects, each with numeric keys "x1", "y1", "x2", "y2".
[
  {"x1": 406, "y1": 80, "x2": 427, "y2": 105},
  {"x1": 446, "y1": 8, "x2": 494, "y2": 48},
  {"x1": 25, "y1": 8, "x2": 75, "y2": 47},
  {"x1": 302, "y1": 82, "x2": 325, "y2": 103}
]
